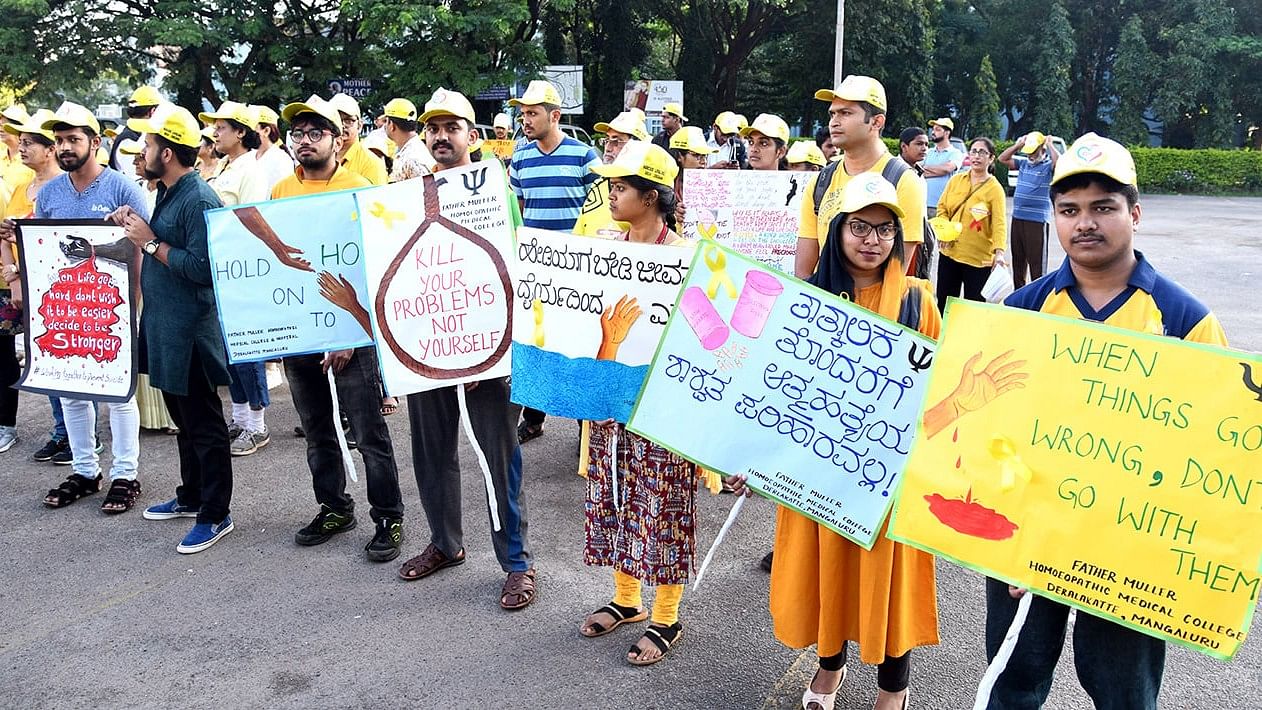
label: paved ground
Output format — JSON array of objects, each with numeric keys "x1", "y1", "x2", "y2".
[{"x1": 1, "y1": 194, "x2": 1260, "y2": 709}]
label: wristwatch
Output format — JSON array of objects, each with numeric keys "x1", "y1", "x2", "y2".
[{"x1": 142, "y1": 239, "x2": 161, "y2": 256}]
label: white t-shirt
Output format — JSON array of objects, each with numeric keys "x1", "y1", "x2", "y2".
[
  {"x1": 212, "y1": 150, "x2": 271, "y2": 206},
  {"x1": 253, "y1": 145, "x2": 297, "y2": 193}
]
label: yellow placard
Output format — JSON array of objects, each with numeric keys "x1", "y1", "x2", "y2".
[
  {"x1": 483, "y1": 139, "x2": 515, "y2": 160},
  {"x1": 888, "y1": 300, "x2": 1262, "y2": 659}
]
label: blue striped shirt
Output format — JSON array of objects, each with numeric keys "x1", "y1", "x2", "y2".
[
  {"x1": 1011, "y1": 155, "x2": 1054, "y2": 223},
  {"x1": 509, "y1": 136, "x2": 601, "y2": 230}
]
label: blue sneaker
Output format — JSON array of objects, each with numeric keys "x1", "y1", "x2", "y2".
[
  {"x1": 142, "y1": 498, "x2": 200, "y2": 520},
  {"x1": 177, "y1": 517, "x2": 234, "y2": 554}
]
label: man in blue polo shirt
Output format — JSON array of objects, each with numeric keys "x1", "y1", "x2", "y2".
[
  {"x1": 507, "y1": 80, "x2": 600, "y2": 443},
  {"x1": 987, "y1": 133, "x2": 1226, "y2": 710},
  {"x1": 999, "y1": 131, "x2": 1060, "y2": 288},
  {"x1": 922, "y1": 117, "x2": 963, "y2": 214}
]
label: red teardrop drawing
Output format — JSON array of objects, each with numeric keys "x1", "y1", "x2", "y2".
[
  {"x1": 373, "y1": 174, "x2": 512, "y2": 379},
  {"x1": 924, "y1": 488, "x2": 1019, "y2": 540}
]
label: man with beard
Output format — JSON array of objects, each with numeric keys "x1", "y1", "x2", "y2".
[
  {"x1": 923, "y1": 117, "x2": 963, "y2": 215},
  {"x1": 329, "y1": 92, "x2": 388, "y2": 186},
  {"x1": 395, "y1": 88, "x2": 536, "y2": 611},
  {"x1": 107, "y1": 104, "x2": 236, "y2": 551},
  {"x1": 507, "y1": 80, "x2": 600, "y2": 444},
  {"x1": 271, "y1": 95, "x2": 407, "y2": 563},
  {"x1": 0, "y1": 102, "x2": 149, "y2": 513}
]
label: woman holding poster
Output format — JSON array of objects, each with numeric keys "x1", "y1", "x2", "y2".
[
  {"x1": 576, "y1": 142, "x2": 718, "y2": 666},
  {"x1": 735, "y1": 174, "x2": 941, "y2": 710}
]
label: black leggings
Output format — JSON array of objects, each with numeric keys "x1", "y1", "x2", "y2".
[
  {"x1": 936, "y1": 255, "x2": 992, "y2": 314},
  {"x1": 819, "y1": 643, "x2": 910, "y2": 693},
  {"x1": 0, "y1": 333, "x2": 18, "y2": 427}
]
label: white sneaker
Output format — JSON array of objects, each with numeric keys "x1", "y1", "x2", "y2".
[
  {"x1": 229, "y1": 429, "x2": 258, "y2": 456},
  {"x1": 0, "y1": 426, "x2": 17, "y2": 453}
]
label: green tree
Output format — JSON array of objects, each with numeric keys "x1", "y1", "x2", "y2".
[
  {"x1": 1028, "y1": 2, "x2": 1075, "y2": 138},
  {"x1": 967, "y1": 55, "x2": 1002, "y2": 139},
  {"x1": 1111, "y1": 15, "x2": 1155, "y2": 145},
  {"x1": 539, "y1": 0, "x2": 652, "y2": 126}
]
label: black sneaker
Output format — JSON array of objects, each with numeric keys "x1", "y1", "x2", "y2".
[
  {"x1": 365, "y1": 517, "x2": 403, "y2": 562},
  {"x1": 51, "y1": 443, "x2": 75, "y2": 465},
  {"x1": 32, "y1": 438, "x2": 68, "y2": 462},
  {"x1": 294, "y1": 506, "x2": 357, "y2": 546}
]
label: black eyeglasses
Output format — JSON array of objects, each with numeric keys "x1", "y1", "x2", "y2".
[
  {"x1": 845, "y1": 218, "x2": 897, "y2": 242},
  {"x1": 289, "y1": 129, "x2": 330, "y2": 143}
]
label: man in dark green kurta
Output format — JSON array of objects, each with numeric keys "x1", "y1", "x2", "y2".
[{"x1": 109, "y1": 104, "x2": 236, "y2": 554}]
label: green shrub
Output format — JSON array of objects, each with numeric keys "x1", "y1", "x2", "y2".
[{"x1": 1128, "y1": 146, "x2": 1262, "y2": 194}]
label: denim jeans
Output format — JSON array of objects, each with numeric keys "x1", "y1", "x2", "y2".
[
  {"x1": 227, "y1": 361, "x2": 270, "y2": 408},
  {"x1": 48, "y1": 395, "x2": 96, "y2": 441},
  {"x1": 984, "y1": 577, "x2": 1165, "y2": 709},
  {"x1": 284, "y1": 347, "x2": 402, "y2": 521},
  {"x1": 60, "y1": 397, "x2": 139, "y2": 481}
]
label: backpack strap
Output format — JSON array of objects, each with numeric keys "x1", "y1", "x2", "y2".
[
  {"x1": 811, "y1": 160, "x2": 842, "y2": 216},
  {"x1": 880, "y1": 155, "x2": 912, "y2": 188},
  {"x1": 896, "y1": 284, "x2": 922, "y2": 329}
]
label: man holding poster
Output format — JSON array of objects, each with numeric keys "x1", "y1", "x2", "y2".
[
  {"x1": 394, "y1": 88, "x2": 537, "y2": 612},
  {"x1": 983, "y1": 135, "x2": 1227, "y2": 708},
  {"x1": 109, "y1": 104, "x2": 238, "y2": 552},
  {"x1": 272, "y1": 96, "x2": 407, "y2": 563}
]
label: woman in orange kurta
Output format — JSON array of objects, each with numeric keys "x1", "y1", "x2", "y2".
[{"x1": 735, "y1": 174, "x2": 940, "y2": 710}]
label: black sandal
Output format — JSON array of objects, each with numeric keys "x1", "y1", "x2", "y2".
[
  {"x1": 580, "y1": 602, "x2": 648, "y2": 638},
  {"x1": 43, "y1": 474, "x2": 102, "y2": 508},
  {"x1": 101, "y1": 479, "x2": 142, "y2": 514},
  {"x1": 628, "y1": 622, "x2": 683, "y2": 666},
  {"x1": 517, "y1": 422, "x2": 543, "y2": 444}
]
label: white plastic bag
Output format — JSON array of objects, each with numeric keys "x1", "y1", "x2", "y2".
[{"x1": 982, "y1": 264, "x2": 1015, "y2": 303}]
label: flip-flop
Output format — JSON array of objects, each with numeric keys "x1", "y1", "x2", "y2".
[
  {"x1": 627, "y1": 622, "x2": 683, "y2": 666},
  {"x1": 580, "y1": 603, "x2": 648, "y2": 638}
]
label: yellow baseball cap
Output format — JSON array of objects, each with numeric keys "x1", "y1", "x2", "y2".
[
  {"x1": 595, "y1": 111, "x2": 649, "y2": 141},
  {"x1": 834, "y1": 173, "x2": 904, "y2": 219},
  {"x1": 592, "y1": 140, "x2": 679, "y2": 187},
  {"x1": 95, "y1": 146, "x2": 109, "y2": 166},
  {"x1": 419, "y1": 87, "x2": 476, "y2": 124},
  {"x1": 929, "y1": 216, "x2": 963, "y2": 242},
  {"x1": 128, "y1": 103, "x2": 201, "y2": 148},
  {"x1": 384, "y1": 98, "x2": 418, "y2": 121},
  {"x1": 662, "y1": 102, "x2": 687, "y2": 121},
  {"x1": 200, "y1": 126, "x2": 215, "y2": 140},
  {"x1": 786, "y1": 140, "x2": 826, "y2": 167},
  {"x1": 327, "y1": 92, "x2": 360, "y2": 119},
  {"x1": 43, "y1": 101, "x2": 101, "y2": 134},
  {"x1": 712, "y1": 111, "x2": 742, "y2": 135},
  {"x1": 668, "y1": 126, "x2": 714, "y2": 154},
  {"x1": 1052, "y1": 132, "x2": 1137, "y2": 187},
  {"x1": 740, "y1": 113, "x2": 790, "y2": 143},
  {"x1": 929, "y1": 117, "x2": 955, "y2": 132},
  {"x1": 734, "y1": 114, "x2": 749, "y2": 129},
  {"x1": 117, "y1": 137, "x2": 144, "y2": 156},
  {"x1": 3, "y1": 108, "x2": 55, "y2": 141},
  {"x1": 198, "y1": 100, "x2": 258, "y2": 129},
  {"x1": 815, "y1": 75, "x2": 888, "y2": 112},
  {"x1": 509, "y1": 80, "x2": 562, "y2": 107},
  {"x1": 1021, "y1": 131, "x2": 1046, "y2": 155},
  {"x1": 129, "y1": 86, "x2": 162, "y2": 108},
  {"x1": 492, "y1": 112, "x2": 512, "y2": 130},
  {"x1": 252, "y1": 105, "x2": 280, "y2": 127},
  {"x1": 282, "y1": 95, "x2": 344, "y2": 134},
  {"x1": 0, "y1": 103, "x2": 29, "y2": 124}
]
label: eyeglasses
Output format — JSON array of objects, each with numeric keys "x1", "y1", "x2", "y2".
[
  {"x1": 968, "y1": 148, "x2": 992, "y2": 156},
  {"x1": 602, "y1": 136, "x2": 628, "y2": 149},
  {"x1": 845, "y1": 218, "x2": 897, "y2": 242},
  {"x1": 289, "y1": 129, "x2": 330, "y2": 143}
]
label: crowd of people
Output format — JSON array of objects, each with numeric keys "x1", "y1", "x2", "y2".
[{"x1": 0, "y1": 72, "x2": 1229, "y2": 710}]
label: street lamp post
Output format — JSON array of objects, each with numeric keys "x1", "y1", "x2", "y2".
[{"x1": 833, "y1": 0, "x2": 845, "y2": 87}]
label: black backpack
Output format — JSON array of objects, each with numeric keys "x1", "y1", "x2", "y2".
[{"x1": 812, "y1": 156, "x2": 936, "y2": 280}]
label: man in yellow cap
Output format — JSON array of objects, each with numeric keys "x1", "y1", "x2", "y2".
[
  {"x1": 651, "y1": 101, "x2": 687, "y2": 151},
  {"x1": 492, "y1": 112, "x2": 513, "y2": 141},
  {"x1": 796, "y1": 75, "x2": 926, "y2": 280},
  {"x1": 272, "y1": 94, "x2": 408, "y2": 564},
  {"x1": 0, "y1": 104, "x2": 35, "y2": 210},
  {"x1": 575, "y1": 109, "x2": 650, "y2": 237},
  {"x1": 396, "y1": 86, "x2": 537, "y2": 611},
  {"x1": 329, "y1": 92, "x2": 388, "y2": 185},
  {"x1": 989, "y1": 133, "x2": 1226, "y2": 710},
  {"x1": 109, "y1": 86, "x2": 162, "y2": 171},
  {"x1": 923, "y1": 117, "x2": 963, "y2": 213},
  {"x1": 382, "y1": 97, "x2": 434, "y2": 182},
  {"x1": 507, "y1": 79, "x2": 602, "y2": 443},
  {"x1": 249, "y1": 105, "x2": 295, "y2": 191},
  {"x1": 998, "y1": 130, "x2": 1061, "y2": 288},
  {"x1": 705, "y1": 110, "x2": 746, "y2": 169}
]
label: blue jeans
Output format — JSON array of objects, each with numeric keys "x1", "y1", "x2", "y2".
[
  {"x1": 227, "y1": 361, "x2": 270, "y2": 408},
  {"x1": 984, "y1": 577, "x2": 1164, "y2": 709}
]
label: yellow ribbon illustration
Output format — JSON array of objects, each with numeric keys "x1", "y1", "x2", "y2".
[
  {"x1": 532, "y1": 299, "x2": 545, "y2": 347},
  {"x1": 989, "y1": 435, "x2": 1033, "y2": 491},
  {"x1": 703, "y1": 244, "x2": 737, "y2": 300},
  {"x1": 368, "y1": 201, "x2": 406, "y2": 230},
  {"x1": 698, "y1": 222, "x2": 718, "y2": 241}
]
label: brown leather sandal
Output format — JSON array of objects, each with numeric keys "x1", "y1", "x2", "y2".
[
  {"x1": 500, "y1": 569, "x2": 536, "y2": 610},
  {"x1": 100, "y1": 479, "x2": 142, "y2": 514},
  {"x1": 398, "y1": 543, "x2": 465, "y2": 581}
]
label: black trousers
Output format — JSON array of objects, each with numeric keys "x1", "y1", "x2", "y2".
[
  {"x1": 819, "y1": 644, "x2": 911, "y2": 693},
  {"x1": 0, "y1": 332, "x2": 18, "y2": 427},
  {"x1": 936, "y1": 255, "x2": 992, "y2": 314},
  {"x1": 162, "y1": 348, "x2": 234, "y2": 524}
]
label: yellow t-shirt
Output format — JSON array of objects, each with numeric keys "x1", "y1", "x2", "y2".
[
  {"x1": 271, "y1": 165, "x2": 372, "y2": 199},
  {"x1": 0, "y1": 151, "x2": 34, "y2": 215},
  {"x1": 935, "y1": 172, "x2": 1007, "y2": 268},
  {"x1": 340, "y1": 139, "x2": 388, "y2": 186},
  {"x1": 211, "y1": 150, "x2": 271, "y2": 206},
  {"x1": 3, "y1": 177, "x2": 36, "y2": 265},
  {"x1": 801, "y1": 152, "x2": 925, "y2": 250},
  {"x1": 572, "y1": 177, "x2": 629, "y2": 238}
]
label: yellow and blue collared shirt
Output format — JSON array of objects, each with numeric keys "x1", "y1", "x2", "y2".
[{"x1": 1005, "y1": 251, "x2": 1228, "y2": 346}]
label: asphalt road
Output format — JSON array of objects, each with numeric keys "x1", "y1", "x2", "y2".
[{"x1": 1, "y1": 194, "x2": 1260, "y2": 709}]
